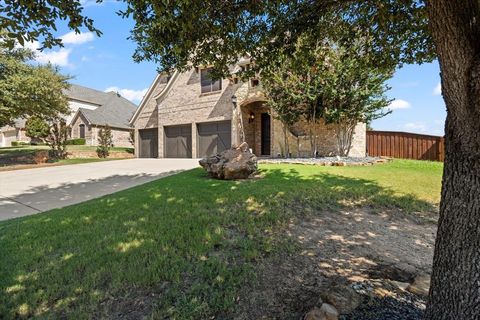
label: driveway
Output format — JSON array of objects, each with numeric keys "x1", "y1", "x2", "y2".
[{"x1": 0, "y1": 159, "x2": 199, "y2": 221}]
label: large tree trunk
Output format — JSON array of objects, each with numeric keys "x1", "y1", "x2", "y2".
[{"x1": 425, "y1": 1, "x2": 480, "y2": 319}]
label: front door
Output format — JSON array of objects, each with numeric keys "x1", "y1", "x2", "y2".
[{"x1": 261, "y1": 113, "x2": 271, "y2": 156}]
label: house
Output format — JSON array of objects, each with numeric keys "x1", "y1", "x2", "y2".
[
  {"x1": 131, "y1": 61, "x2": 366, "y2": 158},
  {"x1": 0, "y1": 84, "x2": 137, "y2": 148},
  {"x1": 68, "y1": 85, "x2": 137, "y2": 147},
  {"x1": 0, "y1": 119, "x2": 30, "y2": 147}
]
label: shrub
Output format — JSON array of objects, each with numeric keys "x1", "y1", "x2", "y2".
[
  {"x1": 11, "y1": 141, "x2": 19, "y2": 146},
  {"x1": 25, "y1": 117, "x2": 49, "y2": 141},
  {"x1": 46, "y1": 121, "x2": 68, "y2": 159},
  {"x1": 96, "y1": 125, "x2": 113, "y2": 158},
  {"x1": 66, "y1": 138, "x2": 86, "y2": 145}
]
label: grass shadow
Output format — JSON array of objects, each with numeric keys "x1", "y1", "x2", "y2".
[{"x1": 0, "y1": 164, "x2": 438, "y2": 318}]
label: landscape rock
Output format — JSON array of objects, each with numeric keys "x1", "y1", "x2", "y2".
[
  {"x1": 303, "y1": 304, "x2": 338, "y2": 320},
  {"x1": 390, "y1": 280, "x2": 410, "y2": 291},
  {"x1": 368, "y1": 262, "x2": 417, "y2": 283},
  {"x1": 319, "y1": 281, "x2": 362, "y2": 314},
  {"x1": 407, "y1": 274, "x2": 430, "y2": 297},
  {"x1": 199, "y1": 142, "x2": 257, "y2": 180}
]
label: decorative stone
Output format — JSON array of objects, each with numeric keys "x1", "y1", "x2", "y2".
[
  {"x1": 320, "y1": 303, "x2": 339, "y2": 320},
  {"x1": 407, "y1": 274, "x2": 430, "y2": 297},
  {"x1": 319, "y1": 281, "x2": 362, "y2": 315},
  {"x1": 303, "y1": 304, "x2": 338, "y2": 320},
  {"x1": 199, "y1": 142, "x2": 258, "y2": 180},
  {"x1": 391, "y1": 280, "x2": 410, "y2": 291}
]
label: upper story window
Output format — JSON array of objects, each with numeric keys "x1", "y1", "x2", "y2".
[{"x1": 200, "y1": 68, "x2": 222, "y2": 94}]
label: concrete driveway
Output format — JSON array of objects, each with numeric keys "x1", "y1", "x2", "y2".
[{"x1": 0, "y1": 159, "x2": 199, "y2": 221}]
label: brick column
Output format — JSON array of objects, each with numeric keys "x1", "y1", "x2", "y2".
[
  {"x1": 158, "y1": 125, "x2": 164, "y2": 158},
  {"x1": 191, "y1": 122, "x2": 197, "y2": 158}
]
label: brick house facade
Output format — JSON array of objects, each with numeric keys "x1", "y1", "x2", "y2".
[
  {"x1": 68, "y1": 85, "x2": 136, "y2": 148},
  {"x1": 131, "y1": 64, "x2": 366, "y2": 158}
]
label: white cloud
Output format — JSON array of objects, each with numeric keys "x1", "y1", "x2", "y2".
[
  {"x1": 433, "y1": 83, "x2": 442, "y2": 95},
  {"x1": 403, "y1": 122, "x2": 428, "y2": 132},
  {"x1": 61, "y1": 31, "x2": 95, "y2": 45},
  {"x1": 387, "y1": 99, "x2": 411, "y2": 110},
  {"x1": 23, "y1": 41, "x2": 71, "y2": 67},
  {"x1": 105, "y1": 87, "x2": 148, "y2": 103}
]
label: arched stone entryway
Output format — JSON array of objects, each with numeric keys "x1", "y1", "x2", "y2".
[{"x1": 240, "y1": 100, "x2": 272, "y2": 156}]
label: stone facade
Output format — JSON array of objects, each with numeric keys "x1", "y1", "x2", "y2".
[
  {"x1": 271, "y1": 117, "x2": 366, "y2": 158},
  {"x1": 132, "y1": 67, "x2": 367, "y2": 158},
  {"x1": 71, "y1": 113, "x2": 133, "y2": 148},
  {"x1": 0, "y1": 126, "x2": 30, "y2": 147}
]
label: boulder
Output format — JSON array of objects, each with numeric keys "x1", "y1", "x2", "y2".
[
  {"x1": 199, "y1": 142, "x2": 258, "y2": 180},
  {"x1": 319, "y1": 281, "x2": 362, "y2": 315},
  {"x1": 303, "y1": 304, "x2": 338, "y2": 320},
  {"x1": 407, "y1": 274, "x2": 430, "y2": 297}
]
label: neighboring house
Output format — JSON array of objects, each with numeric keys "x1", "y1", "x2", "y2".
[
  {"x1": 69, "y1": 86, "x2": 137, "y2": 147},
  {"x1": 0, "y1": 84, "x2": 137, "y2": 148},
  {"x1": 131, "y1": 60, "x2": 366, "y2": 158},
  {"x1": 0, "y1": 119, "x2": 29, "y2": 147}
]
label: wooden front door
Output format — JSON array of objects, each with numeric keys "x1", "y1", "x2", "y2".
[{"x1": 261, "y1": 113, "x2": 271, "y2": 156}]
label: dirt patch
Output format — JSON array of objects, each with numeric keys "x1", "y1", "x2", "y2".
[{"x1": 232, "y1": 208, "x2": 437, "y2": 319}]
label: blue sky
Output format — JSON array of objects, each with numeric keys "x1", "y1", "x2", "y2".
[{"x1": 28, "y1": 0, "x2": 446, "y2": 136}]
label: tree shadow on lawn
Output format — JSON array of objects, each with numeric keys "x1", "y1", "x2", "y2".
[{"x1": 0, "y1": 166, "x2": 437, "y2": 319}]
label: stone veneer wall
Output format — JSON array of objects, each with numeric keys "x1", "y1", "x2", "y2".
[
  {"x1": 155, "y1": 69, "x2": 237, "y2": 158},
  {"x1": 71, "y1": 113, "x2": 93, "y2": 143},
  {"x1": 271, "y1": 117, "x2": 366, "y2": 158},
  {"x1": 89, "y1": 126, "x2": 133, "y2": 148},
  {"x1": 71, "y1": 114, "x2": 133, "y2": 147}
]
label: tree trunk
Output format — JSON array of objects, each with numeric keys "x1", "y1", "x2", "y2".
[{"x1": 425, "y1": 1, "x2": 480, "y2": 319}]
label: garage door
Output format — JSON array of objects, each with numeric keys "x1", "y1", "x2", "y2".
[
  {"x1": 197, "y1": 121, "x2": 231, "y2": 158},
  {"x1": 139, "y1": 128, "x2": 158, "y2": 158},
  {"x1": 164, "y1": 125, "x2": 192, "y2": 158}
]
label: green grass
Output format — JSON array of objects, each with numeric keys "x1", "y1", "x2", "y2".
[
  {"x1": 0, "y1": 146, "x2": 46, "y2": 158},
  {"x1": 0, "y1": 145, "x2": 133, "y2": 158},
  {"x1": 0, "y1": 160, "x2": 442, "y2": 319}
]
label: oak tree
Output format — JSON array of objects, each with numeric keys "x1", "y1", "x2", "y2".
[
  {"x1": 1, "y1": 1, "x2": 479, "y2": 318},
  {"x1": 0, "y1": 44, "x2": 70, "y2": 127}
]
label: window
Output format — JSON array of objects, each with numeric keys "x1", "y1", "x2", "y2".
[
  {"x1": 200, "y1": 68, "x2": 222, "y2": 94},
  {"x1": 79, "y1": 124, "x2": 85, "y2": 139}
]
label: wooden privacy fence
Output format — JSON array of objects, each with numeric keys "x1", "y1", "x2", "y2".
[{"x1": 366, "y1": 131, "x2": 445, "y2": 161}]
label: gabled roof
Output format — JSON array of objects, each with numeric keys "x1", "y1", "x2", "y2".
[
  {"x1": 64, "y1": 84, "x2": 113, "y2": 106},
  {"x1": 129, "y1": 71, "x2": 178, "y2": 125},
  {"x1": 74, "y1": 92, "x2": 137, "y2": 129}
]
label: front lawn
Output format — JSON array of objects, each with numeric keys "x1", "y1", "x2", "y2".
[
  {"x1": 0, "y1": 145, "x2": 134, "y2": 158},
  {"x1": 0, "y1": 160, "x2": 442, "y2": 318}
]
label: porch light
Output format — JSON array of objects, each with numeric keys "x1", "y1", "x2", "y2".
[
  {"x1": 248, "y1": 112, "x2": 255, "y2": 123},
  {"x1": 231, "y1": 95, "x2": 237, "y2": 108}
]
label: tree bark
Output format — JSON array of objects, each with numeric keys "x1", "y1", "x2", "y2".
[{"x1": 425, "y1": 1, "x2": 480, "y2": 319}]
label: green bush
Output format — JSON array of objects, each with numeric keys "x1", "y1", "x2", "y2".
[
  {"x1": 96, "y1": 126, "x2": 113, "y2": 158},
  {"x1": 66, "y1": 138, "x2": 86, "y2": 145},
  {"x1": 10, "y1": 141, "x2": 29, "y2": 146}
]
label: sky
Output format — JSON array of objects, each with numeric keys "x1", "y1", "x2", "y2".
[{"x1": 25, "y1": 0, "x2": 446, "y2": 136}]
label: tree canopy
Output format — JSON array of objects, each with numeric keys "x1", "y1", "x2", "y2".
[
  {"x1": 0, "y1": 0, "x2": 101, "y2": 49},
  {"x1": 0, "y1": 43, "x2": 70, "y2": 127},
  {"x1": 263, "y1": 35, "x2": 391, "y2": 156},
  {"x1": 119, "y1": 0, "x2": 435, "y2": 75}
]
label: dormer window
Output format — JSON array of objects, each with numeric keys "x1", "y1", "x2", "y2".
[{"x1": 200, "y1": 68, "x2": 222, "y2": 94}]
